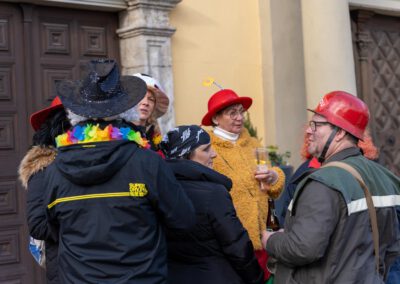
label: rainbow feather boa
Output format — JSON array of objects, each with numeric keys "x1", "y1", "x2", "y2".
[
  {"x1": 56, "y1": 123, "x2": 150, "y2": 148},
  {"x1": 151, "y1": 133, "x2": 162, "y2": 146}
]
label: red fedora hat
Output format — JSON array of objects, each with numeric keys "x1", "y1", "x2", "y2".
[
  {"x1": 201, "y1": 89, "x2": 252, "y2": 126},
  {"x1": 30, "y1": 96, "x2": 63, "y2": 131}
]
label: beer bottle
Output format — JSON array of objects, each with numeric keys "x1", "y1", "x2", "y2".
[{"x1": 266, "y1": 198, "x2": 280, "y2": 232}]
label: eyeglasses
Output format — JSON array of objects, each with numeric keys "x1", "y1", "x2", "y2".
[
  {"x1": 224, "y1": 108, "x2": 246, "y2": 120},
  {"x1": 309, "y1": 121, "x2": 330, "y2": 132}
]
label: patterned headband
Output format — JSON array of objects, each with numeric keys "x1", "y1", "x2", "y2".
[{"x1": 160, "y1": 125, "x2": 210, "y2": 159}]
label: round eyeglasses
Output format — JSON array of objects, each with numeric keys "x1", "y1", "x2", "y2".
[
  {"x1": 309, "y1": 121, "x2": 330, "y2": 132},
  {"x1": 224, "y1": 108, "x2": 246, "y2": 120}
]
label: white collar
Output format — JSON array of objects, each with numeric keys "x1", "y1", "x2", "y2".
[{"x1": 213, "y1": 127, "x2": 239, "y2": 142}]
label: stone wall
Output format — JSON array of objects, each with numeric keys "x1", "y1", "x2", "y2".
[{"x1": 117, "y1": 0, "x2": 182, "y2": 133}]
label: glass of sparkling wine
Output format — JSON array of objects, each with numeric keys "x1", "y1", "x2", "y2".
[{"x1": 255, "y1": 147, "x2": 268, "y2": 190}]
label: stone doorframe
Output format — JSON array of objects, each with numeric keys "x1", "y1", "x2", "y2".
[
  {"x1": 117, "y1": 0, "x2": 181, "y2": 133},
  {"x1": 8, "y1": 0, "x2": 181, "y2": 133}
]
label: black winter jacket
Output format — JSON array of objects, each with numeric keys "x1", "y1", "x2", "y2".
[
  {"x1": 28, "y1": 137, "x2": 195, "y2": 284},
  {"x1": 19, "y1": 146, "x2": 59, "y2": 284},
  {"x1": 166, "y1": 159, "x2": 264, "y2": 284}
]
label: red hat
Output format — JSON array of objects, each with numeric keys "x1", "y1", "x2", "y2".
[
  {"x1": 201, "y1": 89, "x2": 252, "y2": 126},
  {"x1": 30, "y1": 96, "x2": 63, "y2": 131},
  {"x1": 308, "y1": 90, "x2": 369, "y2": 139}
]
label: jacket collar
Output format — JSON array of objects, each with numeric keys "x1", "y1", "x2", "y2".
[
  {"x1": 167, "y1": 159, "x2": 232, "y2": 191},
  {"x1": 323, "y1": 147, "x2": 362, "y2": 164},
  {"x1": 290, "y1": 148, "x2": 362, "y2": 186},
  {"x1": 18, "y1": 146, "x2": 57, "y2": 189}
]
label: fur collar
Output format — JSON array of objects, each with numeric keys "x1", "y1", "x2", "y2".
[{"x1": 18, "y1": 146, "x2": 57, "y2": 189}]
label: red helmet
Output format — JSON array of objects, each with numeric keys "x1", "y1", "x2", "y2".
[{"x1": 309, "y1": 91, "x2": 369, "y2": 139}]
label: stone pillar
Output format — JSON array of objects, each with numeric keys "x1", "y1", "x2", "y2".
[
  {"x1": 301, "y1": 0, "x2": 357, "y2": 109},
  {"x1": 117, "y1": 0, "x2": 181, "y2": 133},
  {"x1": 259, "y1": 0, "x2": 308, "y2": 167}
]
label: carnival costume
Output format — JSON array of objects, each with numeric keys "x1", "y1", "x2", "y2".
[
  {"x1": 209, "y1": 128, "x2": 285, "y2": 250},
  {"x1": 26, "y1": 59, "x2": 195, "y2": 283}
]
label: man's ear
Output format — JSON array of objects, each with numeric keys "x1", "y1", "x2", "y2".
[{"x1": 335, "y1": 128, "x2": 347, "y2": 141}]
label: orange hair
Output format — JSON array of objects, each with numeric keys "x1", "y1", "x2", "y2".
[{"x1": 358, "y1": 130, "x2": 379, "y2": 160}]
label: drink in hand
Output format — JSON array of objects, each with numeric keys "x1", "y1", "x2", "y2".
[
  {"x1": 267, "y1": 198, "x2": 280, "y2": 232},
  {"x1": 255, "y1": 147, "x2": 269, "y2": 190}
]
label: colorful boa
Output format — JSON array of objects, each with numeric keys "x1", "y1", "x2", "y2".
[
  {"x1": 152, "y1": 133, "x2": 162, "y2": 147},
  {"x1": 56, "y1": 123, "x2": 150, "y2": 149}
]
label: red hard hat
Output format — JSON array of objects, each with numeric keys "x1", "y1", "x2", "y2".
[
  {"x1": 30, "y1": 96, "x2": 63, "y2": 131},
  {"x1": 308, "y1": 91, "x2": 369, "y2": 139},
  {"x1": 201, "y1": 89, "x2": 252, "y2": 126}
]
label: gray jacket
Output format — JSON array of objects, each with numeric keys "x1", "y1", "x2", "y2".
[{"x1": 266, "y1": 148, "x2": 400, "y2": 284}]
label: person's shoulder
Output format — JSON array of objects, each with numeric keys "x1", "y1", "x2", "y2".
[
  {"x1": 304, "y1": 178, "x2": 333, "y2": 190},
  {"x1": 303, "y1": 167, "x2": 360, "y2": 203},
  {"x1": 238, "y1": 128, "x2": 259, "y2": 146},
  {"x1": 189, "y1": 181, "x2": 231, "y2": 214},
  {"x1": 205, "y1": 184, "x2": 236, "y2": 218},
  {"x1": 200, "y1": 182, "x2": 231, "y2": 203},
  {"x1": 135, "y1": 146, "x2": 161, "y2": 157},
  {"x1": 295, "y1": 179, "x2": 343, "y2": 209},
  {"x1": 189, "y1": 179, "x2": 229, "y2": 196},
  {"x1": 204, "y1": 126, "x2": 213, "y2": 135},
  {"x1": 309, "y1": 166, "x2": 356, "y2": 185},
  {"x1": 128, "y1": 146, "x2": 166, "y2": 168}
]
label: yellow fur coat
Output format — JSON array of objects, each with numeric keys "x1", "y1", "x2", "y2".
[{"x1": 209, "y1": 129, "x2": 285, "y2": 250}]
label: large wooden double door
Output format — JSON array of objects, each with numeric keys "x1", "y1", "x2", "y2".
[
  {"x1": 0, "y1": 3, "x2": 119, "y2": 283},
  {"x1": 352, "y1": 11, "x2": 400, "y2": 176}
]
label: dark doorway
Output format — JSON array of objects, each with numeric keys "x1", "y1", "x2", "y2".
[
  {"x1": 0, "y1": 2, "x2": 119, "y2": 283},
  {"x1": 351, "y1": 10, "x2": 400, "y2": 176}
]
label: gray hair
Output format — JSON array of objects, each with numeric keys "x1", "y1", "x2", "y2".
[{"x1": 67, "y1": 105, "x2": 140, "y2": 126}]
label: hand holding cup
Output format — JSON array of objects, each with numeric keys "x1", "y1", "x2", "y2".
[{"x1": 254, "y1": 147, "x2": 278, "y2": 191}]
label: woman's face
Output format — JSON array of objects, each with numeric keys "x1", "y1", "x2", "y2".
[
  {"x1": 137, "y1": 91, "x2": 156, "y2": 124},
  {"x1": 190, "y1": 143, "x2": 217, "y2": 168},
  {"x1": 213, "y1": 104, "x2": 245, "y2": 134}
]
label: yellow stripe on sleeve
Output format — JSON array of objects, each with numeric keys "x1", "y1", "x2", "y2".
[{"x1": 47, "y1": 192, "x2": 131, "y2": 209}]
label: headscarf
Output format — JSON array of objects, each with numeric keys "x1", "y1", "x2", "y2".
[{"x1": 160, "y1": 125, "x2": 210, "y2": 159}]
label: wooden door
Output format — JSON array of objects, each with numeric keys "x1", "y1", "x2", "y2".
[
  {"x1": 0, "y1": 3, "x2": 119, "y2": 283},
  {"x1": 28, "y1": 4, "x2": 120, "y2": 120},
  {"x1": 351, "y1": 11, "x2": 400, "y2": 176},
  {"x1": 0, "y1": 3, "x2": 37, "y2": 284}
]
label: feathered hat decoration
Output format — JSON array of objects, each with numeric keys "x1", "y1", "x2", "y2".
[
  {"x1": 202, "y1": 77, "x2": 224, "y2": 90},
  {"x1": 201, "y1": 77, "x2": 253, "y2": 126}
]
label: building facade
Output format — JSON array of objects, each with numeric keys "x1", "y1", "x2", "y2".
[{"x1": 0, "y1": 0, "x2": 399, "y2": 282}]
